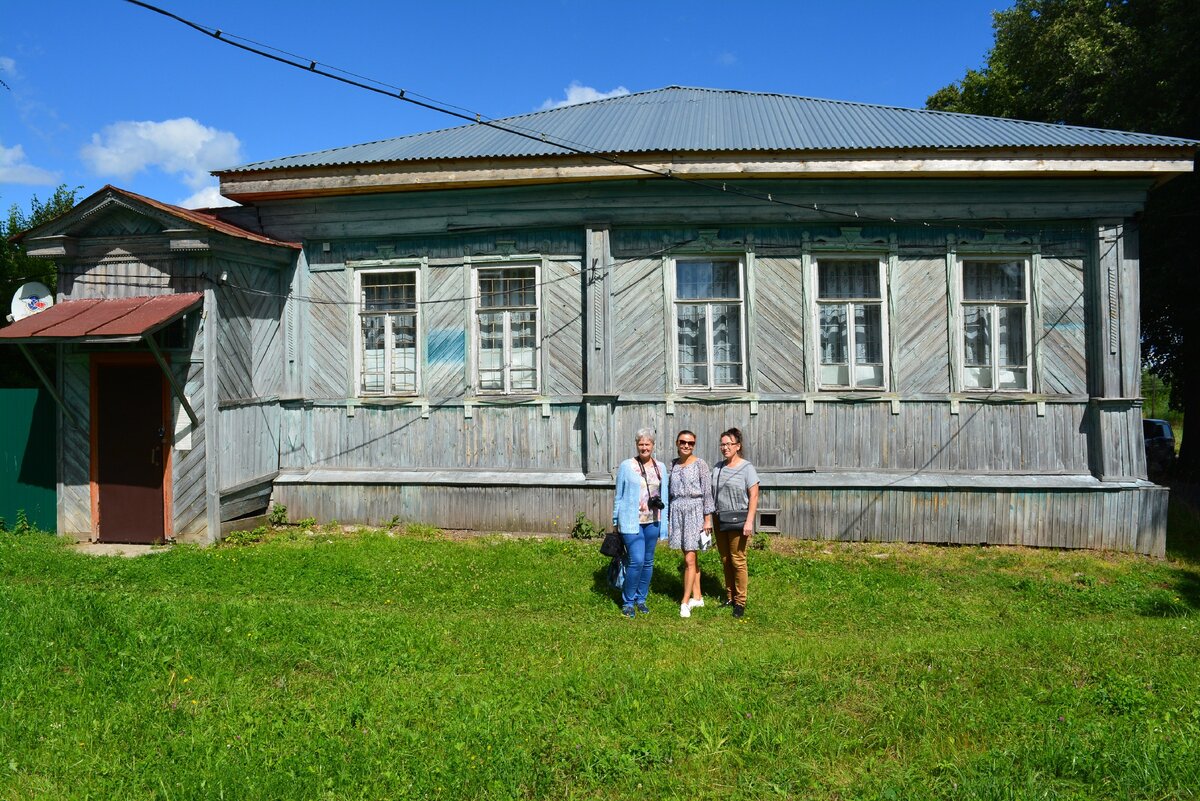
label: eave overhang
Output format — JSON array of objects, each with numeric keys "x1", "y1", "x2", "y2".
[{"x1": 216, "y1": 146, "x2": 1198, "y2": 202}]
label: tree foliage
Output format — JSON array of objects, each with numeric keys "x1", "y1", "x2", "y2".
[
  {"x1": 1, "y1": 185, "x2": 80, "y2": 386},
  {"x1": 929, "y1": 0, "x2": 1200, "y2": 470},
  {"x1": 1, "y1": 184, "x2": 80, "y2": 299}
]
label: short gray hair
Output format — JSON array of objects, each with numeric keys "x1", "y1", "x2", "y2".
[{"x1": 634, "y1": 428, "x2": 656, "y2": 444}]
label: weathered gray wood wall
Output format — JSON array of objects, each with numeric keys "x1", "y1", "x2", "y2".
[
  {"x1": 222, "y1": 177, "x2": 1163, "y2": 553},
  {"x1": 54, "y1": 244, "x2": 211, "y2": 541},
  {"x1": 51, "y1": 227, "x2": 291, "y2": 542}
]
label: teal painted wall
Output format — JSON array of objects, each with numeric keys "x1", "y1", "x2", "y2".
[{"x1": 0, "y1": 388, "x2": 56, "y2": 532}]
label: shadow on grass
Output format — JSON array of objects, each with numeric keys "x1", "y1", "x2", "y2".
[
  {"x1": 589, "y1": 551, "x2": 727, "y2": 608},
  {"x1": 1165, "y1": 479, "x2": 1200, "y2": 563},
  {"x1": 1142, "y1": 479, "x2": 1200, "y2": 617}
]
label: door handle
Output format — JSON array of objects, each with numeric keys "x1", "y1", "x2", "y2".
[{"x1": 150, "y1": 447, "x2": 159, "y2": 466}]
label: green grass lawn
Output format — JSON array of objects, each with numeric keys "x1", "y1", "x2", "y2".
[{"x1": 2, "y1": 526, "x2": 1198, "y2": 801}]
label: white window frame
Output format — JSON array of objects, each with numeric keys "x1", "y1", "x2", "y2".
[
  {"x1": 471, "y1": 261, "x2": 541, "y2": 395},
  {"x1": 811, "y1": 255, "x2": 890, "y2": 391},
  {"x1": 353, "y1": 266, "x2": 421, "y2": 397},
  {"x1": 956, "y1": 256, "x2": 1034, "y2": 393},
  {"x1": 669, "y1": 256, "x2": 748, "y2": 391}
]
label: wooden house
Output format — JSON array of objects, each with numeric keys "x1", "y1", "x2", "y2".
[{"x1": 5, "y1": 87, "x2": 1196, "y2": 554}]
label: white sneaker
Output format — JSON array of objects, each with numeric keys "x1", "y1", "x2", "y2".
[
  {"x1": 689, "y1": 598, "x2": 705, "y2": 609},
  {"x1": 679, "y1": 603, "x2": 691, "y2": 618}
]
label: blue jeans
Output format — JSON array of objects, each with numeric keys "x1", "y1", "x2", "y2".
[{"x1": 621, "y1": 521, "x2": 660, "y2": 606}]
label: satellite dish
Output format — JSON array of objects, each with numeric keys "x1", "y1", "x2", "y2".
[{"x1": 10, "y1": 282, "x2": 55, "y2": 322}]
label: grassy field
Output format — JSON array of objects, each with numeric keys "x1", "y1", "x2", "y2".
[{"x1": 2, "y1": 520, "x2": 1198, "y2": 801}]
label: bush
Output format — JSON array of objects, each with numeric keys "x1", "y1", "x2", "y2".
[
  {"x1": 267, "y1": 504, "x2": 288, "y2": 526},
  {"x1": 223, "y1": 526, "x2": 268, "y2": 546},
  {"x1": 568, "y1": 512, "x2": 605, "y2": 540}
]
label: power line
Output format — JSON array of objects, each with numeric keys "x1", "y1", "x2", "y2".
[{"x1": 123, "y1": 0, "x2": 1032, "y2": 229}]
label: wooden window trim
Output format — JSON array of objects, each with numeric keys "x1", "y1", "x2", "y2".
[
  {"x1": 353, "y1": 265, "x2": 422, "y2": 398},
  {"x1": 811, "y1": 255, "x2": 891, "y2": 392},
  {"x1": 470, "y1": 261, "x2": 542, "y2": 396},
  {"x1": 669, "y1": 256, "x2": 748, "y2": 392},
  {"x1": 955, "y1": 255, "x2": 1035, "y2": 393}
]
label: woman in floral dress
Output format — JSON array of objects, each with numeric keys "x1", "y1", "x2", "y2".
[{"x1": 668, "y1": 430, "x2": 715, "y2": 618}]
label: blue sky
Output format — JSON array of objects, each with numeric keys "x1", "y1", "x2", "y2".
[{"x1": 2, "y1": 0, "x2": 1005, "y2": 217}]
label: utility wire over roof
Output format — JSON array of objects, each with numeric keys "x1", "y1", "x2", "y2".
[{"x1": 223, "y1": 86, "x2": 1199, "y2": 174}]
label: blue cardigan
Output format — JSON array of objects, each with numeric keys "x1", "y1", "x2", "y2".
[{"x1": 612, "y1": 457, "x2": 670, "y2": 536}]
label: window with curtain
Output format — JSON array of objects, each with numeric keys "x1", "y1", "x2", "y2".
[
  {"x1": 357, "y1": 270, "x2": 419, "y2": 395},
  {"x1": 815, "y1": 258, "x2": 886, "y2": 389},
  {"x1": 961, "y1": 259, "x2": 1029, "y2": 391},
  {"x1": 476, "y1": 265, "x2": 539, "y2": 393},
  {"x1": 674, "y1": 259, "x2": 744, "y2": 389}
]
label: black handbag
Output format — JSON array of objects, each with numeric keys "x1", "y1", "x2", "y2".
[
  {"x1": 716, "y1": 509, "x2": 748, "y2": 530},
  {"x1": 600, "y1": 530, "x2": 625, "y2": 557}
]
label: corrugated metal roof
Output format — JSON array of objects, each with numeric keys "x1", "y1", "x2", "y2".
[
  {"x1": 0, "y1": 294, "x2": 203, "y2": 344},
  {"x1": 225, "y1": 86, "x2": 1198, "y2": 173}
]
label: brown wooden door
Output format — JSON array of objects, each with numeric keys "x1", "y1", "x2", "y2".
[{"x1": 94, "y1": 361, "x2": 167, "y2": 543}]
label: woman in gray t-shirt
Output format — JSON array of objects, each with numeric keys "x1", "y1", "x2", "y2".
[{"x1": 712, "y1": 427, "x2": 759, "y2": 619}]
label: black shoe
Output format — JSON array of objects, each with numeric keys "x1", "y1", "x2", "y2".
[
  {"x1": 621, "y1": 605, "x2": 636, "y2": 619},
  {"x1": 719, "y1": 598, "x2": 734, "y2": 608},
  {"x1": 636, "y1": 603, "x2": 649, "y2": 615},
  {"x1": 732, "y1": 604, "x2": 745, "y2": 619}
]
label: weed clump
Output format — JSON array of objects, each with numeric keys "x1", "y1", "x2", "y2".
[{"x1": 568, "y1": 512, "x2": 605, "y2": 540}]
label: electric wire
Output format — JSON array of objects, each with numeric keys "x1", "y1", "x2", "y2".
[{"x1": 121, "y1": 0, "x2": 1057, "y2": 229}]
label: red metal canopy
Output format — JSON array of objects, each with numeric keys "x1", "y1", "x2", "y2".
[{"x1": 0, "y1": 293, "x2": 203, "y2": 344}]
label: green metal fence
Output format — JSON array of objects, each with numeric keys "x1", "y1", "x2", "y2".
[{"x1": 0, "y1": 388, "x2": 56, "y2": 532}]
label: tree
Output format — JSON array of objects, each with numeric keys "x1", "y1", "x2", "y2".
[
  {"x1": 928, "y1": 0, "x2": 1200, "y2": 472},
  {"x1": 1, "y1": 184, "x2": 81, "y2": 385}
]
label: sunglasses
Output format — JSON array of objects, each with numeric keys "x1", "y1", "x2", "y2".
[{"x1": 676, "y1": 440, "x2": 695, "y2": 446}]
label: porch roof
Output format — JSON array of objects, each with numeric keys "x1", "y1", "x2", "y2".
[{"x1": 0, "y1": 293, "x2": 203, "y2": 344}]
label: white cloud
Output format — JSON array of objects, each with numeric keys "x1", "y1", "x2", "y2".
[
  {"x1": 81, "y1": 118, "x2": 243, "y2": 189},
  {"x1": 178, "y1": 184, "x2": 238, "y2": 210},
  {"x1": 0, "y1": 141, "x2": 59, "y2": 185},
  {"x1": 717, "y1": 51, "x2": 737, "y2": 66},
  {"x1": 539, "y1": 82, "x2": 630, "y2": 111},
  {"x1": 0, "y1": 56, "x2": 16, "y2": 77}
]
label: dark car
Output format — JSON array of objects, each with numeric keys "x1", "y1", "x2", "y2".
[{"x1": 1143, "y1": 419, "x2": 1176, "y2": 473}]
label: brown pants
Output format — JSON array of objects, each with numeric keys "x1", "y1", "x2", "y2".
[{"x1": 715, "y1": 528, "x2": 749, "y2": 606}]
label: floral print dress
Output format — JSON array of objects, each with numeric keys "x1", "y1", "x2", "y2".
[{"x1": 668, "y1": 458, "x2": 715, "y2": 551}]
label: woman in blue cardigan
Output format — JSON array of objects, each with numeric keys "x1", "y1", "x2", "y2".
[{"x1": 611, "y1": 428, "x2": 670, "y2": 618}]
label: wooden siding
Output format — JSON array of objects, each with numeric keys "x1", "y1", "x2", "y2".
[
  {"x1": 272, "y1": 481, "x2": 1165, "y2": 556},
  {"x1": 279, "y1": 403, "x2": 583, "y2": 471},
  {"x1": 1038, "y1": 257, "x2": 1087, "y2": 395},
  {"x1": 768, "y1": 484, "x2": 1164, "y2": 555},
  {"x1": 752, "y1": 257, "x2": 806, "y2": 393},
  {"x1": 305, "y1": 269, "x2": 353, "y2": 398},
  {"x1": 213, "y1": 259, "x2": 285, "y2": 402},
  {"x1": 273, "y1": 483, "x2": 611, "y2": 533},
  {"x1": 58, "y1": 357, "x2": 91, "y2": 537},
  {"x1": 611, "y1": 258, "x2": 668, "y2": 393},
  {"x1": 218, "y1": 400, "x2": 280, "y2": 491},
  {"x1": 59, "y1": 246, "x2": 207, "y2": 299},
  {"x1": 171, "y1": 360, "x2": 209, "y2": 541},
  {"x1": 541, "y1": 259, "x2": 585, "y2": 396},
  {"x1": 423, "y1": 263, "x2": 470, "y2": 398},
  {"x1": 1093, "y1": 402, "x2": 1148, "y2": 480},
  {"x1": 892, "y1": 257, "x2": 951, "y2": 393},
  {"x1": 610, "y1": 400, "x2": 1090, "y2": 474}
]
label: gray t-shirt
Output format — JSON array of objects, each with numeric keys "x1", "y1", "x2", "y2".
[{"x1": 712, "y1": 460, "x2": 760, "y2": 512}]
